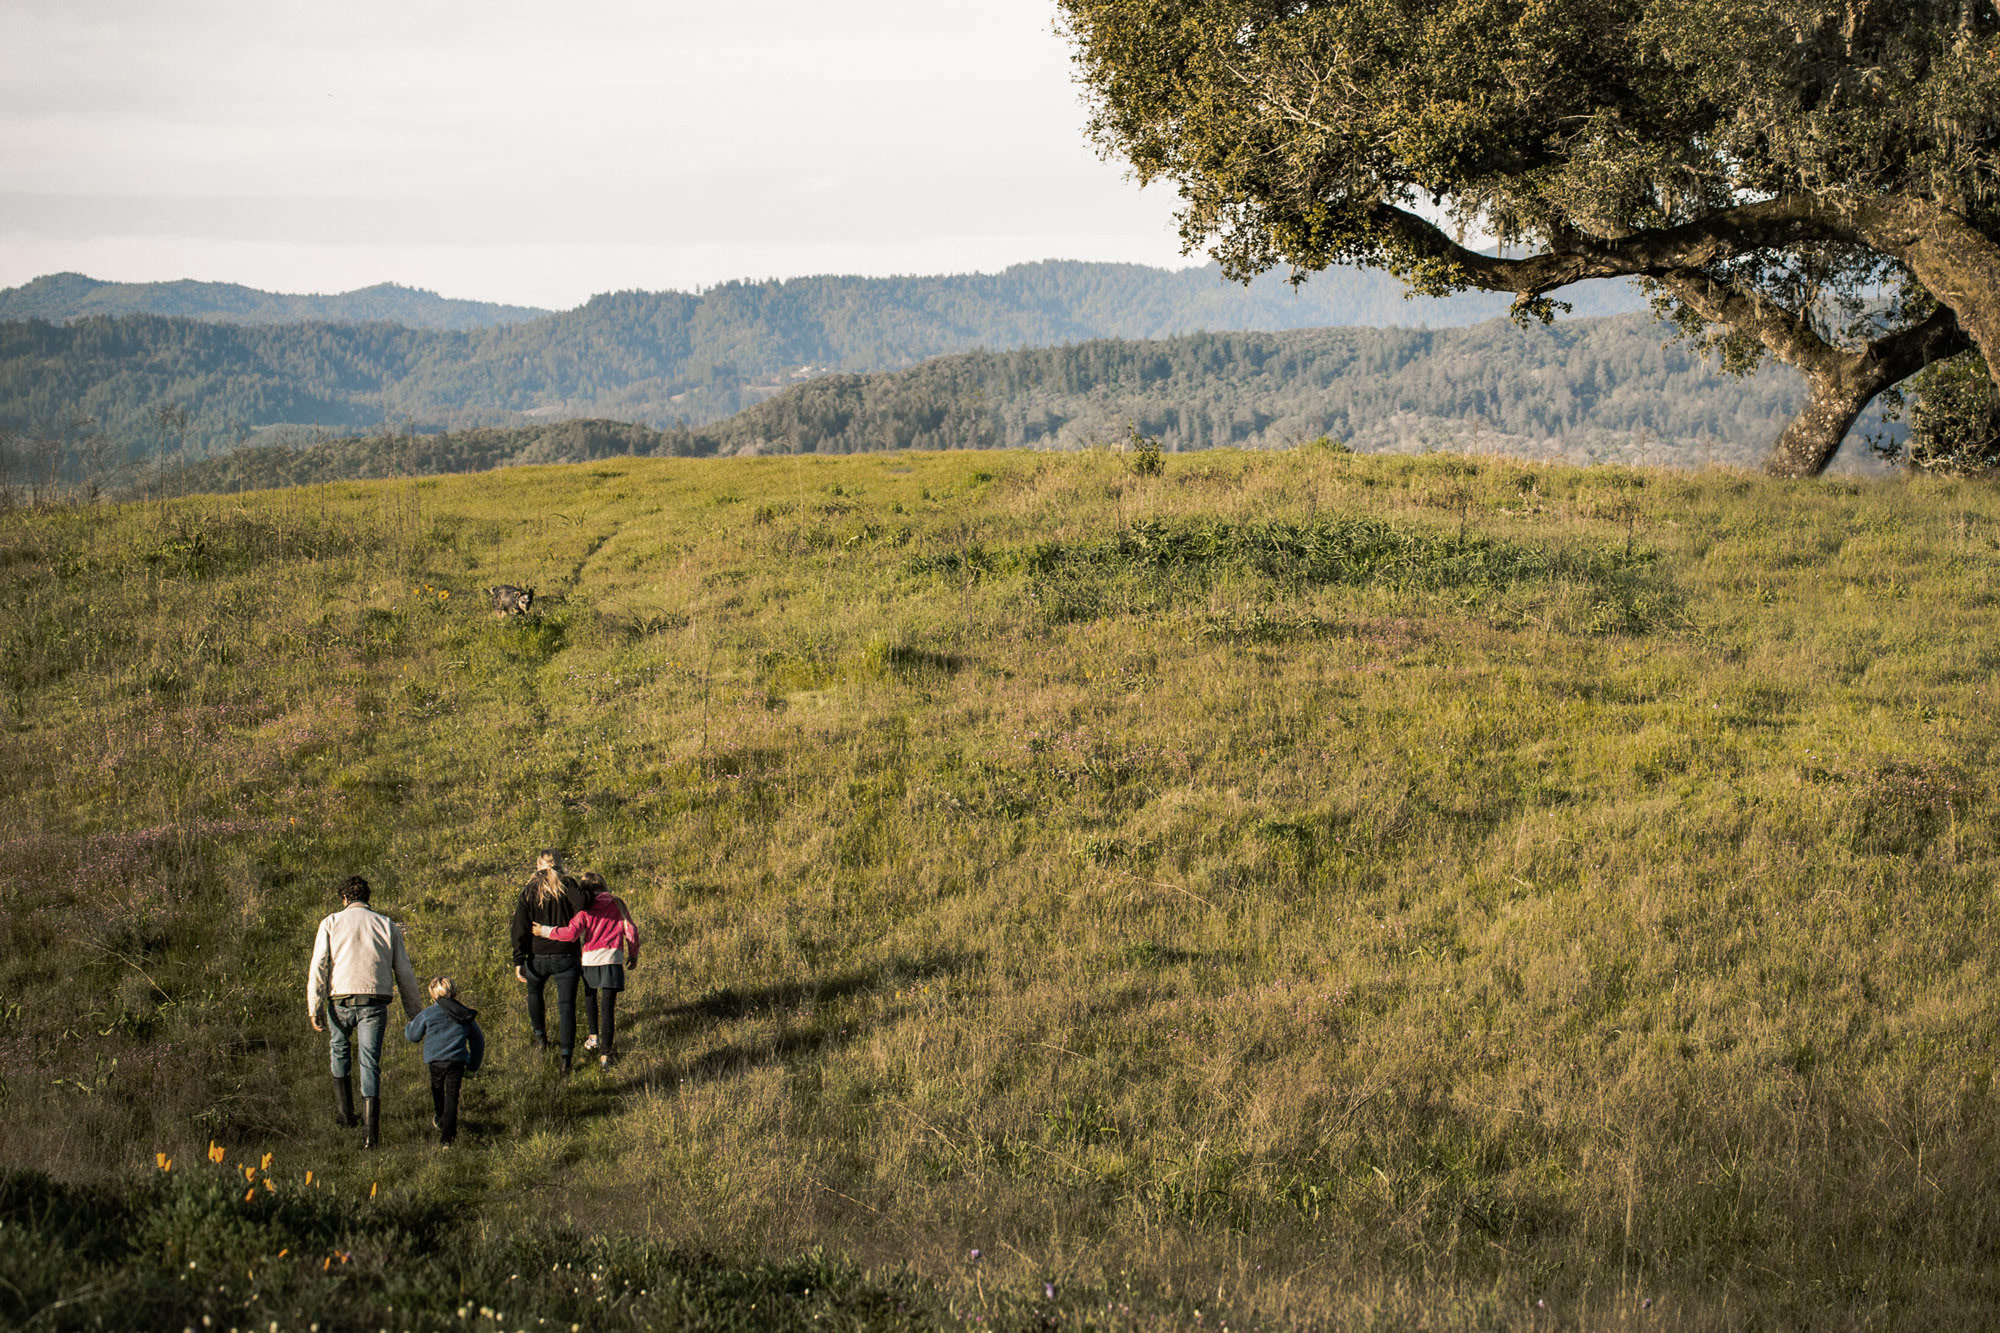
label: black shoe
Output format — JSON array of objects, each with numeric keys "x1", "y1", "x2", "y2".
[
  {"x1": 557, "y1": 1051, "x2": 572, "y2": 1076},
  {"x1": 530, "y1": 1032, "x2": 549, "y2": 1050},
  {"x1": 333, "y1": 1075, "x2": 358, "y2": 1129},
  {"x1": 362, "y1": 1097, "x2": 381, "y2": 1150},
  {"x1": 599, "y1": 1052, "x2": 616, "y2": 1072}
]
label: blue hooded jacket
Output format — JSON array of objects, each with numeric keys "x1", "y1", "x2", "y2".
[{"x1": 404, "y1": 996, "x2": 485, "y2": 1070}]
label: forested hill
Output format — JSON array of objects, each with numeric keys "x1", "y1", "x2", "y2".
[
  {"x1": 683, "y1": 315, "x2": 1809, "y2": 466},
  {"x1": 159, "y1": 315, "x2": 1827, "y2": 495},
  {"x1": 0, "y1": 273, "x2": 549, "y2": 329},
  {"x1": 0, "y1": 262, "x2": 1647, "y2": 458}
]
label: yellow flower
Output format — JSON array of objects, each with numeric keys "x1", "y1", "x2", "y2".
[
  {"x1": 260, "y1": 1152, "x2": 274, "y2": 1171},
  {"x1": 369, "y1": 1181, "x2": 379, "y2": 1199},
  {"x1": 242, "y1": 1188, "x2": 256, "y2": 1203},
  {"x1": 207, "y1": 1141, "x2": 225, "y2": 1164},
  {"x1": 277, "y1": 1249, "x2": 288, "y2": 1259},
  {"x1": 304, "y1": 1170, "x2": 314, "y2": 1186},
  {"x1": 263, "y1": 1178, "x2": 275, "y2": 1193},
  {"x1": 439, "y1": 589, "x2": 450, "y2": 600},
  {"x1": 155, "y1": 1152, "x2": 172, "y2": 1172},
  {"x1": 242, "y1": 1165, "x2": 255, "y2": 1181}
]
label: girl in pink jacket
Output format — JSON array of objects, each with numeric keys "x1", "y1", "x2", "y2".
[{"x1": 532, "y1": 872, "x2": 638, "y2": 1069}]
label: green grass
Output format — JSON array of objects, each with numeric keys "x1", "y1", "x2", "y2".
[
  {"x1": 0, "y1": 1165, "x2": 948, "y2": 1332},
  {"x1": 3, "y1": 448, "x2": 1999, "y2": 1330}
]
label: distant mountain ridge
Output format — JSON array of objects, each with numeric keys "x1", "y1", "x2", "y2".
[
  {"x1": 0, "y1": 261, "x2": 1651, "y2": 458},
  {"x1": 0, "y1": 273, "x2": 550, "y2": 329}
]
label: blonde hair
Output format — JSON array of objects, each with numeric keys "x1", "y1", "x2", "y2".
[
  {"x1": 427, "y1": 975, "x2": 456, "y2": 1001},
  {"x1": 529, "y1": 849, "x2": 568, "y2": 907}
]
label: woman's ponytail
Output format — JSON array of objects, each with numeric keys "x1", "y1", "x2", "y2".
[{"x1": 530, "y1": 850, "x2": 568, "y2": 907}]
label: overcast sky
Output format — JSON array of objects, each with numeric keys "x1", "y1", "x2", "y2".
[{"x1": 0, "y1": 0, "x2": 1188, "y2": 308}]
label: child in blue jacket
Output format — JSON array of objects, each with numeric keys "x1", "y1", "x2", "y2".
[{"x1": 404, "y1": 976, "x2": 484, "y2": 1147}]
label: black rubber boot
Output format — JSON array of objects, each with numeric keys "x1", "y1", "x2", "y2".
[
  {"x1": 362, "y1": 1096, "x2": 381, "y2": 1149},
  {"x1": 333, "y1": 1074, "x2": 358, "y2": 1128}
]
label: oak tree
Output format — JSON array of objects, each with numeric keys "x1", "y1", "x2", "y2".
[{"x1": 1060, "y1": 0, "x2": 2000, "y2": 475}]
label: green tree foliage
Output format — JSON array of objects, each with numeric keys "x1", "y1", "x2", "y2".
[
  {"x1": 158, "y1": 419, "x2": 685, "y2": 496},
  {"x1": 1060, "y1": 0, "x2": 2000, "y2": 476},
  {"x1": 1900, "y1": 353, "x2": 2000, "y2": 473}
]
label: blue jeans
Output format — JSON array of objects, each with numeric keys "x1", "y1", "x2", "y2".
[{"x1": 327, "y1": 998, "x2": 388, "y2": 1098}]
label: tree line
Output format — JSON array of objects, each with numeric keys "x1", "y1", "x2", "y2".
[{"x1": 112, "y1": 315, "x2": 1872, "y2": 500}]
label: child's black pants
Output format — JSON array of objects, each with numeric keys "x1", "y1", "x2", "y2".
[{"x1": 428, "y1": 1059, "x2": 467, "y2": 1144}]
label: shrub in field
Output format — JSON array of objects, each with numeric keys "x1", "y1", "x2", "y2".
[{"x1": 1126, "y1": 424, "x2": 1165, "y2": 478}]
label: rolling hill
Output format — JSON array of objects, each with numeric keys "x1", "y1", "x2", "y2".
[{"x1": 0, "y1": 262, "x2": 1651, "y2": 458}]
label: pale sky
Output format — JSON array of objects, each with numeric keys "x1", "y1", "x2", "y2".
[{"x1": 0, "y1": 0, "x2": 1188, "y2": 308}]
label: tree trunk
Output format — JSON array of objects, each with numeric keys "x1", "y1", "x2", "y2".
[
  {"x1": 1760, "y1": 302, "x2": 1969, "y2": 477},
  {"x1": 1764, "y1": 371, "x2": 1879, "y2": 477},
  {"x1": 1852, "y1": 196, "x2": 2000, "y2": 399}
]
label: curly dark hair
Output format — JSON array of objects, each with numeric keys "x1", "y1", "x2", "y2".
[{"x1": 338, "y1": 875, "x2": 371, "y2": 903}]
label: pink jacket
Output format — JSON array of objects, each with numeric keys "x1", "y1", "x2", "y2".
[{"x1": 543, "y1": 892, "x2": 638, "y2": 966}]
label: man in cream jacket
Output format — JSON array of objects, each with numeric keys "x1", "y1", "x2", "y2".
[{"x1": 307, "y1": 875, "x2": 423, "y2": 1148}]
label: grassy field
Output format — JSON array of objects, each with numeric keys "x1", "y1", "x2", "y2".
[{"x1": 3, "y1": 446, "x2": 1998, "y2": 1330}]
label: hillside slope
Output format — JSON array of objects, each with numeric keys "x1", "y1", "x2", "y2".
[
  {"x1": 0, "y1": 262, "x2": 1649, "y2": 456},
  {"x1": 4, "y1": 450, "x2": 1997, "y2": 1329}
]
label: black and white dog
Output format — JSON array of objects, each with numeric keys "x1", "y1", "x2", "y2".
[{"x1": 488, "y1": 585, "x2": 535, "y2": 617}]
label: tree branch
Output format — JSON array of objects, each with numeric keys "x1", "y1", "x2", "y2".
[
  {"x1": 1651, "y1": 269, "x2": 1847, "y2": 377},
  {"x1": 1360, "y1": 196, "x2": 1855, "y2": 302},
  {"x1": 1864, "y1": 302, "x2": 1970, "y2": 384}
]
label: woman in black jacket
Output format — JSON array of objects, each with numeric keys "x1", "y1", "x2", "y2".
[{"x1": 510, "y1": 849, "x2": 596, "y2": 1073}]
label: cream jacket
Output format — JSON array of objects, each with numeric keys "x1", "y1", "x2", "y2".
[{"x1": 306, "y1": 902, "x2": 423, "y2": 1022}]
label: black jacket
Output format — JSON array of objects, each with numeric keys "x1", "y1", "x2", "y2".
[{"x1": 510, "y1": 875, "x2": 590, "y2": 968}]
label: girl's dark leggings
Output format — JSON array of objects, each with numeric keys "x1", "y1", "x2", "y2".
[{"x1": 596, "y1": 988, "x2": 617, "y2": 1055}]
